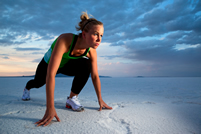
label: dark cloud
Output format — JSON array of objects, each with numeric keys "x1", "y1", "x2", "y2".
[
  {"x1": 0, "y1": 0, "x2": 81, "y2": 45},
  {"x1": 31, "y1": 52, "x2": 45, "y2": 55},
  {"x1": 14, "y1": 47, "x2": 43, "y2": 51},
  {"x1": 0, "y1": 54, "x2": 9, "y2": 56},
  {"x1": 0, "y1": 54, "x2": 9, "y2": 59},
  {"x1": 2, "y1": 56, "x2": 9, "y2": 59},
  {"x1": 122, "y1": 36, "x2": 201, "y2": 76},
  {"x1": 0, "y1": 31, "x2": 25, "y2": 46},
  {"x1": 0, "y1": 0, "x2": 165, "y2": 45},
  {"x1": 109, "y1": 0, "x2": 201, "y2": 76},
  {"x1": 105, "y1": 0, "x2": 201, "y2": 42},
  {"x1": 0, "y1": 54, "x2": 10, "y2": 59},
  {"x1": 176, "y1": 31, "x2": 201, "y2": 45}
]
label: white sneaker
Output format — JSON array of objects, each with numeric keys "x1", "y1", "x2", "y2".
[
  {"x1": 66, "y1": 96, "x2": 84, "y2": 112},
  {"x1": 22, "y1": 88, "x2": 30, "y2": 101}
]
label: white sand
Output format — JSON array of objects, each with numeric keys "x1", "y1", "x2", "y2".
[{"x1": 0, "y1": 77, "x2": 201, "y2": 134}]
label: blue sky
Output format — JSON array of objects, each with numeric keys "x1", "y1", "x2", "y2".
[{"x1": 0, "y1": 0, "x2": 201, "y2": 77}]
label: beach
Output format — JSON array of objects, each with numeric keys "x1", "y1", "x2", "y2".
[{"x1": 0, "y1": 77, "x2": 201, "y2": 134}]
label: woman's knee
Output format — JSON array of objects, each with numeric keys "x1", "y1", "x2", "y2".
[
  {"x1": 35, "y1": 82, "x2": 45, "y2": 88},
  {"x1": 78, "y1": 58, "x2": 91, "y2": 72},
  {"x1": 27, "y1": 79, "x2": 45, "y2": 89}
]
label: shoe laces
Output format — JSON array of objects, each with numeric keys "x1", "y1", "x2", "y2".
[
  {"x1": 71, "y1": 96, "x2": 81, "y2": 106},
  {"x1": 23, "y1": 89, "x2": 30, "y2": 96}
]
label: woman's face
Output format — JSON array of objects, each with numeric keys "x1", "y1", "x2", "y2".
[{"x1": 84, "y1": 25, "x2": 104, "y2": 49}]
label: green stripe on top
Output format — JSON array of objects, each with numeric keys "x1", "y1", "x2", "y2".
[
  {"x1": 43, "y1": 34, "x2": 90, "y2": 68},
  {"x1": 51, "y1": 38, "x2": 58, "y2": 50}
]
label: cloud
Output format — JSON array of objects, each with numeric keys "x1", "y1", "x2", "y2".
[
  {"x1": 14, "y1": 47, "x2": 43, "y2": 51},
  {"x1": 0, "y1": 0, "x2": 166, "y2": 46},
  {"x1": 0, "y1": 54, "x2": 9, "y2": 59},
  {"x1": 31, "y1": 52, "x2": 46, "y2": 55},
  {"x1": 100, "y1": 55, "x2": 121, "y2": 60},
  {"x1": 2, "y1": 56, "x2": 9, "y2": 59},
  {"x1": 0, "y1": 32, "x2": 25, "y2": 46},
  {"x1": 0, "y1": 0, "x2": 79, "y2": 45},
  {"x1": 32, "y1": 58, "x2": 42, "y2": 63},
  {"x1": 108, "y1": 0, "x2": 201, "y2": 76},
  {"x1": 0, "y1": 0, "x2": 201, "y2": 76},
  {"x1": 0, "y1": 54, "x2": 9, "y2": 56},
  {"x1": 111, "y1": 0, "x2": 200, "y2": 41}
]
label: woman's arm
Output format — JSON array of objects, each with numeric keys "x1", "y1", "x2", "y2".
[
  {"x1": 90, "y1": 48, "x2": 112, "y2": 111},
  {"x1": 35, "y1": 34, "x2": 71, "y2": 126}
]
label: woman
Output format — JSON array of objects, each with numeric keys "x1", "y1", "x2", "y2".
[{"x1": 22, "y1": 12, "x2": 112, "y2": 126}]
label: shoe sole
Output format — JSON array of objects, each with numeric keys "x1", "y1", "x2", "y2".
[
  {"x1": 22, "y1": 98, "x2": 30, "y2": 101},
  {"x1": 66, "y1": 104, "x2": 84, "y2": 112}
]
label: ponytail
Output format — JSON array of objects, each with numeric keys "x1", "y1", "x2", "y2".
[{"x1": 76, "y1": 11, "x2": 103, "y2": 33}]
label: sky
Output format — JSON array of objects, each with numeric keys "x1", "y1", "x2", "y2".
[{"x1": 0, "y1": 0, "x2": 201, "y2": 77}]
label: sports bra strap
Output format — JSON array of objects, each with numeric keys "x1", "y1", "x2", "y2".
[{"x1": 69, "y1": 35, "x2": 90, "y2": 57}]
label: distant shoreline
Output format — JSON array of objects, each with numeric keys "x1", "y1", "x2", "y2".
[
  {"x1": 0, "y1": 74, "x2": 112, "y2": 78},
  {"x1": 0, "y1": 75, "x2": 200, "y2": 78}
]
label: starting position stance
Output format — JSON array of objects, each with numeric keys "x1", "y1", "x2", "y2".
[{"x1": 22, "y1": 12, "x2": 112, "y2": 126}]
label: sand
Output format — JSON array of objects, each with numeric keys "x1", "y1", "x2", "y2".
[{"x1": 0, "y1": 77, "x2": 201, "y2": 134}]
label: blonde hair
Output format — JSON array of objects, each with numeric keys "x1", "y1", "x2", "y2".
[{"x1": 76, "y1": 11, "x2": 103, "y2": 35}]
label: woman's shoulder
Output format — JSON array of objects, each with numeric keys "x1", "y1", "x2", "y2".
[
  {"x1": 58, "y1": 33, "x2": 74, "y2": 40},
  {"x1": 56, "y1": 33, "x2": 75, "y2": 46},
  {"x1": 88, "y1": 48, "x2": 97, "y2": 59}
]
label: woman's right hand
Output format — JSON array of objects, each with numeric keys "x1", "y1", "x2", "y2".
[{"x1": 35, "y1": 107, "x2": 60, "y2": 126}]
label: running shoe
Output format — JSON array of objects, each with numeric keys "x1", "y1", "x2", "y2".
[
  {"x1": 22, "y1": 88, "x2": 30, "y2": 101},
  {"x1": 66, "y1": 96, "x2": 84, "y2": 112}
]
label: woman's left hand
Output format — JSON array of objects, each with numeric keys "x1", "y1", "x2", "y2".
[{"x1": 98, "y1": 99, "x2": 112, "y2": 111}]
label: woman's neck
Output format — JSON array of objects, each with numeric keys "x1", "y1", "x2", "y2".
[{"x1": 74, "y1": 36, "x2": 88, "y2": 50}]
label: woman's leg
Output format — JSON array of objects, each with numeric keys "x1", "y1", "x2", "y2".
[
  {"x1": 71, "y1": 58, "x2": 91, "y2": 94},
  {"x1": 26, "y1": 58, "x2": 48, "y2": 90},
  {"x1": 58, "y1": 58, "x2": 91, "y2": 95},
  {"x1": 59, "y1": 58, "x2": 91, "y2": 111}
]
